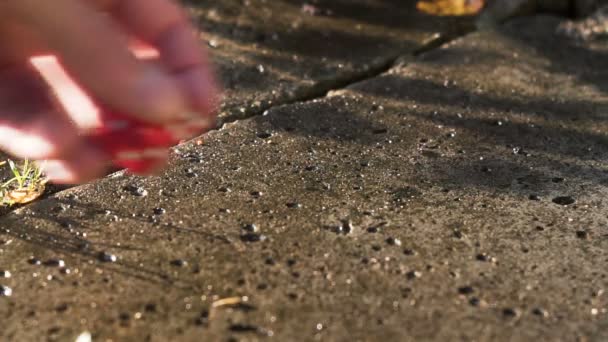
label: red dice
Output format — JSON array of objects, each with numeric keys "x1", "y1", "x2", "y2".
[{"x1": 86, "y1": 106, "x2": 179, "y2": 174}]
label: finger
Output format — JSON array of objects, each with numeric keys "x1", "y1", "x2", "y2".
[
  {"x1": 112, "y1": 0, "x2": 219, "y2": 116},
  {"x1": 113, "y1": 0, "x2": 203, "y2": 71},
  {"x1": 8, "y1": 0, "x2": 190, "y2": 124},
  {"x1": 0, "y1": 20, "x2": 49, "y2": 65},
  {"x1": 43, "y1": 144, "x2": 110, "y2": 184},
  {"x1": 0, "y1": 115, "x2": 79, "y2": 160},
  {"x1": 175, "y1": 67, "x2": 220, "y2": 123},
  {"x1": 0, "y1": 65, "x2": 80, "y2": 160}
]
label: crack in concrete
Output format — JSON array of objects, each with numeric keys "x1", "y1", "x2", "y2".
[{"x1": 217, "y1": 27, "x2": 475, "y2": 128}]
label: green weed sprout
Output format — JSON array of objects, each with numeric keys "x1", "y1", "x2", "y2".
[{"x1": 0, "y1": 159, "x2": 47, "y2": 206}]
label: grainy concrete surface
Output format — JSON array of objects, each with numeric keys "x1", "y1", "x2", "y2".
[{"x1": 0, "y1": 3, "x2": 607, "y2": 342}]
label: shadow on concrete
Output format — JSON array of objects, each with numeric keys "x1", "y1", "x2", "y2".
[
  {"x1": 188, "y1": 0, "x2": 473, "y2": 93},
  {"x1": 0, "y1": 198, "x2": 204, "y2": 290},
  {"x1": 249, "y1": 15, "x2": 608, "y2": 197}
]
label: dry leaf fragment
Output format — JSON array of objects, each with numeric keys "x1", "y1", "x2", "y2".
[
  {"x1": 6, "y1": 181, "x2": 46, "y2": 204},
  {"x1": 417, "y1": 0, "x2": 485, "y2": 16}
]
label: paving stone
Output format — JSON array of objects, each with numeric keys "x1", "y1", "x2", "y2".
[{"x1": 188, "y1": 0, "x2": 474, "y2": 121}]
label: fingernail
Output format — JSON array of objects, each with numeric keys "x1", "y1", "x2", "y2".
[
  {"x1": 0, "y1": 126, "x2": 55, "y2": 160},
  {"x1": 166, "y1": 117, "x2": 212, "y2": 140},
  {"x1": 137, "y1": 68, "x2": 186, "y2": 123}
]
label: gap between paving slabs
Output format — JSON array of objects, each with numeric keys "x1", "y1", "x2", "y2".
[{"x1": 0, "y1": 25, "x2": 476, "y2": 219}]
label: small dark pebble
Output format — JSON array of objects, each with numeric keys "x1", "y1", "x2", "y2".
[
  {"x1": 403, "y1": 249, "x2": 417, "y2": 256},
  {"x1": 59, "y1": 221, "x2": 73, "y2": 229},
  {"x1": 52, "y1": 205, "x2": 67, "y2": 213},
  {"x1": 552, "y1": 196, "x2": 575, "y2": 205},
  {"x1": 98, "y1": 252, "x2": 117, "y2": 263},
  {"x1": 43, "y1": 259, "x2": 65, "y2": 268},
  {"x1": 386, "y1": 237, "x2": 402, "y2": 246},
  {"x1": 240, "y1": 233, "x2": 267, "y2": 243},
  {"x1": 406, "y1": 271, "x2": 422, "y2": 280},
  {"x1": 195, "y1": 316, "x2": 208, "y2": 326},
  {"x1": 153, "y1": 208, "x2": 166, "y2": 215},
  {"x1": 469, "y1": 297, "x2": 481, "y2": 307},
  {"x1": 170, "y1": 259, "x2": 188, "y2": 267},
  {"x1": 54, "y1": 303, "x2": 68, "y2": 313},
  {"x1": 333, "y1": 220, "x2": 353, "y2": 235},
  {"x1": 476, "y1": 253, "x2": 496, "y2": 263},
  {"x1": 502, "y1": 308, "x2": 519, "y2": 318},
  {"x1": 229, "y1": 324, "x2": 259, "y2": 333},
  {"x1": 257, "y1": 283, "x2": 268, "y2": 290},
  {"x1": 242, "y1": 224, "x2": 259, "y2": 233},
  {"x1": 532, "y1": 308, "x2": 548, "y2": 317},
  {"x1": 372, "y1": 128, "x2": 388, "y2": 134},
  {"x1": 458, "y1": 286, "x2": 474, "y2": 295},
  {"x1": 256, "y1": 132, "x2": 272, "y2": 139},
  {"x1": 576, "y1": 230, "x2": 589, "y2": 239},
  {"x1": 28, "y1": 258, "x2": 41, "y2": 266}
]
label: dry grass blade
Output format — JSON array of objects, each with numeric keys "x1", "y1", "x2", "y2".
[{"x1": 209, "y1": 296, "x2": 250, "y2": 321}]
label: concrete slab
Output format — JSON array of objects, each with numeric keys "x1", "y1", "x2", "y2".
[
  {"x1": 187, "y1": 0, "x2": 474, "y2": 121},
  {"x1": 1, "y1": 14, "x2": 608, "y2": 342}
]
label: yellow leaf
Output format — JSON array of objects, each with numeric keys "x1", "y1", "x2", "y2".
[{"x1": 417, "y1": 0, "x2": 485, "y2": 16}]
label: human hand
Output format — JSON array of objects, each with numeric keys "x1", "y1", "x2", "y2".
[{"x1": 0, "y1": 0, "x2": 219, "y2": 183}]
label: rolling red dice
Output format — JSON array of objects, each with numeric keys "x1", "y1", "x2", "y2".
[{"x1": 86, "y1": 106, "x2": 179, "y2": 174}]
